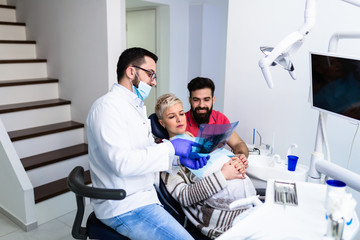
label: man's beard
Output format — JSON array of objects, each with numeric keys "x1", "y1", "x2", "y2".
[{"x1": 191, "y1": 106, "x2": 213, "y2": 125}]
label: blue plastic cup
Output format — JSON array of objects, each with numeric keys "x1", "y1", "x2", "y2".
[
  {"x1": 287, "y1": 155, "x2": 299, "y2": 171},
  {"x1": 326, "y1": 179, "x2": 346, "y2": 188}
]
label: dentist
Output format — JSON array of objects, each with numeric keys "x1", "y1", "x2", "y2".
[{"x1": 86, "y1": 47, "x2": 208, "y2": 240}]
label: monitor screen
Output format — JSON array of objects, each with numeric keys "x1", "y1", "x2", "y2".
[{"x1": 310, "y1": 51, "x2": 360, "y2": 123}]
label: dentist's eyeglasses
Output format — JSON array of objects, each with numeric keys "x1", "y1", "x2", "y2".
[{"x1": 132, "y1": 65, "x2": 157, "y2": 82}]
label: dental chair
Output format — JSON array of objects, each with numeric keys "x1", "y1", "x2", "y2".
[
  {"x1": 149, "y1": 113, "x2": 212, "y2": 240},
  {"x1": 148, "y1": 113, "x2": 267, "y2": 232},
  {"x1": 67, "y1": 166, "x2": 129, "y2": 240}
]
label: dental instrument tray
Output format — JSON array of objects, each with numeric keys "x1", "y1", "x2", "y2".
[{"x1": 274, "y1": 181, "x2": 298, "y2": 206}]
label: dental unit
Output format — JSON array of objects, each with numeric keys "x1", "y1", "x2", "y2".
[
  {"x1": 258, "y1": 0, "x2": 360, "y2": 190},
  {"x1": 219, "y1": 1, "x2": 360, "y2": 239}
]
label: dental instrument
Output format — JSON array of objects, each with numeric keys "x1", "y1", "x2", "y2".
[
  {"x1": 252, "y1": 128, "x2": 255, "y2": 145},
  {"x1": 271, "y1": 133, "x2": 275, "y2": 156},
  {"x1": 256, "y1": 130, "x2": 262, "y2": 147}
]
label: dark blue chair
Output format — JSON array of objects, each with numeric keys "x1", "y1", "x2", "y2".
[
  {"x1": 148, "y1": 113, "x2": 169, "y2": 140},
  {"x1": 67, "y1": 166, "x2": 129, "y2": 240}
]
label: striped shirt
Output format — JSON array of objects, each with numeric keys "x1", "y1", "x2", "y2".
[{"x1": 161, "y1": 167, "x2": 248, "y2": 239}]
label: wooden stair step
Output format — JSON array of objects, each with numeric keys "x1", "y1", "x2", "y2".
[
  {"x1": 0, "y1": 21, "x2": 25, "y2": 26},
  {"x1": 21, "y1": 144, "x2": 88, "y2": 171},
  {"x1": 0, "y1": 40, "x2": 36, "y2": 44},
  {"x1": 0, "y1": 78, "x2": 58, "y2": 87},
  {"x1": 0, "y1": 5, "x2": 16, "y2": 9},
  {"x1": 8, "y1": 121, "x2": 84, "y2": 142},
  {"x1": 0, "y1": 59, "x2": 46, "y2": 64},
  {"x1": 34, "y1": 170, "x2": 91, "y2": 204},
  {"x1": 0, "y1": 98, "x2": 70, "y2": 114}
]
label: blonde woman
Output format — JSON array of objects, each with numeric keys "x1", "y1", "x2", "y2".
[{"x1": 155, "y1": 93, "x2": 257, "y2": 239}]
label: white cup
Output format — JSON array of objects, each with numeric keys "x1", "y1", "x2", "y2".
[
  {"x1": 324, "y1": 179, "x2": 346, "y2": 209},
  {"x1": 272, "y1": 154, "x2": 281, "y2": 164}
]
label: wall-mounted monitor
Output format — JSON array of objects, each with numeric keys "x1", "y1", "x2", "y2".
[{"x1": 310, "y1": 51, "x2": 360, "y2": 123}]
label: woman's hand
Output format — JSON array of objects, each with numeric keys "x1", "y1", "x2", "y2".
[
  {"x1": 233, "y1": 154, "x2": 248, "y2": 169},
  {"x1": 221, "y1": 159, "x2": 246, "y2": 180}
]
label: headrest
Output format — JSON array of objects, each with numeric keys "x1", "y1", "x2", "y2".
[{"x1": 148, "y1": 113, "x2": 169, "y2": 140}]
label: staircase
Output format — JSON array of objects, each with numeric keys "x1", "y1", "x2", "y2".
[{"x1": 0, "y1": 1, "x2": 90, "y2": 225}]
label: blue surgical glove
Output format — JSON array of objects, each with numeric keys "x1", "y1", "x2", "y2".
[
  {"x1": 180, "y1": 155, "x2": 210, "y2": 170},
  {"x1": 170, "y1": 138, "x2": 201, "y2": 158}
]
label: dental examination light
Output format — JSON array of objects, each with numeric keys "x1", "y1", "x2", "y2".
[
  {"x1": 258, "y1": 0, "x2": 360, "y2": 89},
  {"x1": 258, "y1": 0, "x2": 316, "y2": 88},
  {"x1": 260, "y1": 47, "x2": 296, "y2": 81}
]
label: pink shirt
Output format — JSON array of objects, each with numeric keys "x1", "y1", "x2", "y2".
[{"x1": 185, "y1": 110, "x2": 230, "y2": 137}]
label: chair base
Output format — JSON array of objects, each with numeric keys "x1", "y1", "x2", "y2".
[{"x1": 86, "y1": 212, "x2": 129, "y2": 240}]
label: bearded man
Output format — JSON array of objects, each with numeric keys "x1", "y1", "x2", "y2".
[{"x1": 185, "y1": 77, "x2": 249, "y2": 164}]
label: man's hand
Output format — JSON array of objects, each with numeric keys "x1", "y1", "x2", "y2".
[
  {"x1": 170, "y1": 138, "x2": 201, "y2": 158},
  {"x1": 232, "y1": 154, "x2": 248, "y2": 169},
  {"x1": 221, "y1": 159, "x2": 246, "y2": 180},
  {"x1": 180, "y1": 155, "x2": 210, "y2": 169}
]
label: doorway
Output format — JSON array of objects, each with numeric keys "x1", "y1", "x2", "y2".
[{"x1": 126, "y1": 8, "x2": 157, "y2": 115}]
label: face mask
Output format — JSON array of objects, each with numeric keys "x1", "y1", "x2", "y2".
[{"x1": 133, "y1": 80, "x2": 152, "y2": 101}]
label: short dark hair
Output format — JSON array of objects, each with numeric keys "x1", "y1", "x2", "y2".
[
  {"x1": 187, "y1": 77, "x2": 215, "y2": 97},
  {"x1": 116, "y1": 47, "x2": 158, "y2": 81}
]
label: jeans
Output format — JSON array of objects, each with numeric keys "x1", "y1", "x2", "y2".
[{"x1": 100, "y1": 204, "x2": 194, "y2": 240}]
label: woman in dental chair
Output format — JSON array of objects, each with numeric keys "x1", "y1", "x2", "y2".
[{"x1": 155, "y1": 93, "x2": 257, "y2": 239}]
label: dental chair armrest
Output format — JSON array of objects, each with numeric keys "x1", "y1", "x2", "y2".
[
  {"x1": 67, "y1": 166, "x2": 126, "y2": 240},
  {"x1": 67, "y1": 166, "x2": 126, "y2": 200}
]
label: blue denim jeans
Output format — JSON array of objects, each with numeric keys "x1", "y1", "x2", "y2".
[{"x1": 100, "y1": 204, "x2": 194, "y2": 240}]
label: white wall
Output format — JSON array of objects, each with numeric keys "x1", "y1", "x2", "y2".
[
  {"x1": 107, "y1": 0, "x2": 126, "y2": 90},
  {"x1": 225, "y1": 0, "x2": 360, "y2": 235},
  {"x1": 0, "y1": 119, "x2": 36, "y2": 231},
  {"x1": 186, "y1": 0, "x2": 229, "y2": 112},
  {"x1": 12, "y1": 0, "x2": 125, "y2": 124},
  {"x1": 188, "y1": 4, "x2": 203, "y2": 83},
  {"x1": 168, "y1": 1, "x2": 191, "y2": 105},
  {"x1": 134, "y1": 0, "x2": 228, "y2": 112},
  {"x1": 199, "y1": 0, "x2": 228, "y2": 111}
]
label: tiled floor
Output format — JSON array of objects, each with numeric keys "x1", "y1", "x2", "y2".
[{"x1": 0, "y1": 204, "x2": 93, "y2": 240}]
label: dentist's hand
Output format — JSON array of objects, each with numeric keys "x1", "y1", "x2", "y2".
[
  {"x1": 180, "y1": 155, "x2": 210, "y2": 170},
  {"x1": 170, "y1": 138, "x2": 201, "y2": 158}
]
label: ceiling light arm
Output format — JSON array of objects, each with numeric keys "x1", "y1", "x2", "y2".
[{"x1": 258, "y1": 0, "x2": 317, "y2": 89}]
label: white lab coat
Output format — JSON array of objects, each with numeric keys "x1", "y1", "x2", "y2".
[{"x1": 86, "y1": 83, "x2": 175, "y2": 219}]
